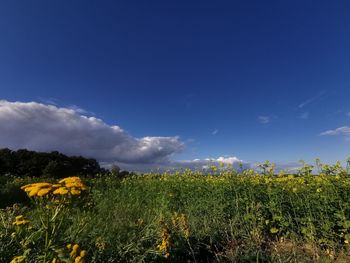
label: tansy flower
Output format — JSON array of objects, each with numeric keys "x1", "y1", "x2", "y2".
[
  {"x1": 37, "y1": 188, "x2": 51, "y2": 197},
  {"x1": 53, "y1": 187, "x2": 69, "y2": 195},
  {"x1": 80, "y1": 250, "x2": 87, "y2": 258},
  {"x1": 70, "y1": 188, "x2": 81, "y2": 195},
  {"x1": 10, "y1": 256, "x2": 25, "y2": 263},
  {"x1": 74, "y1": 256, "x2": 84, "y2": 263},
  {"x1": 13, "y1": 215, "x2": 29, "y2": 226},
  {"x1": 21, "y1": 183, "x2": 53, "y2": 197}
]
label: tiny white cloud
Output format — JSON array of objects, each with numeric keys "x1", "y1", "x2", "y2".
[
  {"x1": 212, "y1": 129, "x2": 219, "y2": 135},
  {"x1": 258, "y1": 116, "x2": 270, "y2": 124}
]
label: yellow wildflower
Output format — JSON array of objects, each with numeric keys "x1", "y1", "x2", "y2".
[
  {"x1": 72, "y1": 244, "x2": 80, "y2": 252},
  {"x1": 158, "y1": 222, "x2": 171, "y2": 258},
  {"x1": 53, "y1": 187, "x2": 69, "y2": 195},
  {"x1": 21, "y1": 182, "x2": 53, "y2": 197},
  {"x1": 10, "y1": 256, "x2": 25, "y2": 263},
  {"x1": 74, "y1": 256, "x2": 84, "y2": 263},
  {"x1": 37, "y1": 188, "x2": 51, "y2": 197},
  {"x1": 70, "y1": 188, "x2": 81, "y2": 195},
  {"x1": 13, "y1": 215, "x2": 29, "y2": 226},
  {"x1": 80, "y1": 250, "x2": 87, "y2": 258}
]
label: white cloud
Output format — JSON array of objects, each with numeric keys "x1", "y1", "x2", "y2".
[
  {"x1": 0, "y1": 100, "x2": 184, "y2": 165},
  {"x1": 66, "y1": 104, "x2": 95, "y2": 116},
  {"x1": 258, "y1": 116, "x2": 271, "y2": 124},
  {"x1": 212, "y1": 129, "x2": 219, "y2": 135},
  {"x1": 320, "y1": 126, "x2": 350, "y2": 140}
]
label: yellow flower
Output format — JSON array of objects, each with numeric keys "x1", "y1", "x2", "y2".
[
  {"x1": 28, "y1": 187, "x2": 41, "y2": 197},
  {"x1": 13, "y1": 215, "x2": 29, "y2": 226},
  {"x1": 80, "y1": 250, "x2": 87, "y2": 258},
  {"x1": 58, "y1": 177, "x2": 87, "y2": 193},
  {"x1": 22, "y1": 182, "x2": 53, "y2": 197},
  {"x1": 70, "y1": 243, "x2": 80, "y2": 257},
  {"x1": 70, "y1": 188, "x2": 81, "y2": 195},
  {"x1": 74, "y1": 256, "x2": 84, "y2": 263},
  {"x1": 37, "y1": 188, "x2": 51, "y2": 197},
  {"x1": 158, "y1": 222, "x2": 171, "y2": 258},
  {"x1": 53, "y1": 187, "x2": 69, "y2": 195},
  {"x1": 10, "y1": 256, "x2": 25, "y2": 263},
  {"x1": 72, "y1": 244, "x2": 80, "y2": 252}
]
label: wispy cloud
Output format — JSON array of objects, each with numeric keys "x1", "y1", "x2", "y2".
[
  {"x1": 299, "y1": 112, "x2": 310, "y2": 120},
  {"x1": 298, "y1": 91, "x2": 326, "y2": 109},
  {"x1": 320, "y1": 126, "x2": 350, "y2": 140},
  {"x1": 67, "y1": 105, "x2": 95, "y2": 116},
  {"x1": 212, "y1": 129, "x2": 219, "y2": 135},
  {"x1": 258, "y1": 116, "x2": 271, "y2": 124}
]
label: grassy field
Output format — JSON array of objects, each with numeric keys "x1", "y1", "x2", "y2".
[{"x1": 1, "y1": 161, "x2": 350, "y2": 262}]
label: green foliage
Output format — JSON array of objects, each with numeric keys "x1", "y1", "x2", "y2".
[
  {"x1": 2, "y1": 159, "x2": 350, "y2": 262},
  {"x1": 0, "y1": 148, "x2": 107, "y2": 178}
]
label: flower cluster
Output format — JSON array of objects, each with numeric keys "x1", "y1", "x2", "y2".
[
  {"x1": 12, "y1": 215, "x2": 29, "y2": 226},
  {"x1": 171, "y1": 212, "x2": 190, "y2": 239},
  {"x1": 157, "y1": 220, "x2": 171, "y2": 258},
  {"x1": 66, "y1": 243, "x2": 86, "y2": 263},
  {"x1": 21, "y1": 177, "x2": 87, "y2": 198}
]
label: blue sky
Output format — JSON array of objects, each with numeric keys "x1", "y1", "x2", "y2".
[{"x1": 1, "y1": 1, "x2": 350, "y2": 169}]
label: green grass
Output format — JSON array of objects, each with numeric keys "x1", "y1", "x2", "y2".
[{"x1": 2, "y1": 166, "x2": 350, "y2": 262}]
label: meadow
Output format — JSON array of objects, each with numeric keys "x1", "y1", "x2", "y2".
[{"x1": 1, "y1": 160, "x2": 350, "y2": 262}]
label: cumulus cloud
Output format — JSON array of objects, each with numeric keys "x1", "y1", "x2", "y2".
[
  {"x1": 0, "y1": 100, "x2": 184, "y2": 165},
  {"x1": 320, "y1": 126, "x2": 350, "y2": 140}
]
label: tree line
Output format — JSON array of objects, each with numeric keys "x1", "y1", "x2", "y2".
[{"x1": 0, "y1": 148, "x2": 109, "y2": 178}]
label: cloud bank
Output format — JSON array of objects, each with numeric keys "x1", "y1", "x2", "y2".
[
  {"x1": 0, "y1": 100, "x2": 248, "y2": 171},
  {"x1": 0, "y1": 100, "x2": 184, "y2": 166},
  {"x1": 1, "y1": 100, "x2": 301, "y2": 172}
]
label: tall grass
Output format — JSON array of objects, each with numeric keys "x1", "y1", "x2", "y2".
[{"x1": 2, "y1": 161, "x2": 350, "y2": 262}]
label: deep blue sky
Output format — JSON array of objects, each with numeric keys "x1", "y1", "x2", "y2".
[{"x1": 1, "y1": 1, "x2": 350, "y2": 165}]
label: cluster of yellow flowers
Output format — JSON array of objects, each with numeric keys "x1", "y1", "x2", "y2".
[
  {"x1": 158, "y1": 220, "x2": 171, "y2": 258},
  {"x1": 20, "y1": 177, "x2": 87, "y2": 197},
  {"x1": 12, "y1": 215, "x2": 29, "y2": 226},
  {"x1": 171, "y1": 212, "x2": 190, "y2": 239},
  {"x1": 66, "y1": 243, "x2": 86, "y2": 263}
]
